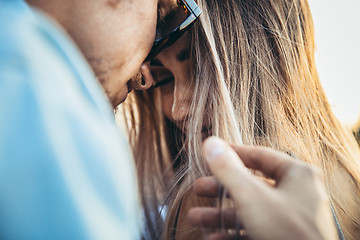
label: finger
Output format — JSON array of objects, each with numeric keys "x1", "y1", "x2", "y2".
[
  {"x1": 231, "y1": 145, "x2": 304, "y2": 182},
  {"x1": 187, "y1": 207, "x2": 241, "y2": 229},
  {"x1": 257, "y1": 176, "x2": 276, "y2": 187},
  {"x1": 193, "y1": 177, "x2": 232, "y2": 198},
  {"x1": 208, "y1": 232, "x2": 249, "y2": 240},
  {"x1": 202, "y1": 137, "x2": 268, "y2": 206},
  {"x1": 193, "y1": 177, "x2": 221, "y2": 198}
]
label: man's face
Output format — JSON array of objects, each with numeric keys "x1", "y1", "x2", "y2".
[
  {"x1": 32, "y1": 0, "x2": 174, "y2": 107},
  {"x1": 29, "y1": 0, "x2": 179, "y2": 107},
  {"x1": 61, "y1": 0, "x2": 158, "y2": 107}
]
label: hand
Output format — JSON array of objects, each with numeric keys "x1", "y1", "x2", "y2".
[{"x1": 187, "y1": 137, "x2": 338, "y2": 240}]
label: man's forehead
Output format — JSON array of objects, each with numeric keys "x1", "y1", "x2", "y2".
[{"x1": 158, "y1": 0, "x2": 178, "y2": 19}]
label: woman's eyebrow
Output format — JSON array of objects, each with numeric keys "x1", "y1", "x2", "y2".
[{"x1": 176, "y1": 48, "x2": 190, "y2": 62}]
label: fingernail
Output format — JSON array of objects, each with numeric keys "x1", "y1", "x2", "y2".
[{"x1": 204, "y1": 137, "x2": 225, "y2": 161}]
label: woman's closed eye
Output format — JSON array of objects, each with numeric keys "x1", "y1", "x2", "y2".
[
  {"x1": 150, "y1": 61, "x2": 175, "y2": 93},
  {"x1": 154, "y1": 76, "x2": 175, "y2": 88}
]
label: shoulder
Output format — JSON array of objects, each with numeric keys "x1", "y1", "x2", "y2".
[
  {"x1": 0, "y1": 3, "x2": 141, "y2": 238},
  {"x1": 0, "y1": 1, "x2": 37, "y2": 53}
]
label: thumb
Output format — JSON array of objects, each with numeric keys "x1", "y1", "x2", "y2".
[{"x1": 202, "y1": 137, "x2": 267, "y2": 207}]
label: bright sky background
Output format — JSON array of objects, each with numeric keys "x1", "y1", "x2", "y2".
[{"x1": 308, "y1": 0, "x2": 360, "y2": 125}]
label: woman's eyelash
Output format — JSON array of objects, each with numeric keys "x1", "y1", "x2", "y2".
[{"x1": 154, "y1": 77, "x2": 174, "y2": 88}]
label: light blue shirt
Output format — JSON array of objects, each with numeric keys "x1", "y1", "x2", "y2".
[{"x1": 0, "y1": 1, "x2": 141, "y2": 239}]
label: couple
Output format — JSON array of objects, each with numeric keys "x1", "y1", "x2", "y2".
[{"x1": 1, "y1": 0, "x2": 359, "y2": 240}]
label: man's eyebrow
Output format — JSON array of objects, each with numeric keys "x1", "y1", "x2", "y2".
[
  {"x1": 176, "y1": 48, "x2": 190, "y2": 62},
  {"x1": 150, "y1": 59, "x2": 163, "y2": 66}
]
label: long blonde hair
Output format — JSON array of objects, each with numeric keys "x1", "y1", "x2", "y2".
[
  {"x1": 120, "y1": 0, "x2": 360, "y2": 239},
  {"x1": 353, "y1": 117, "x2": 360, "y2": 146}
]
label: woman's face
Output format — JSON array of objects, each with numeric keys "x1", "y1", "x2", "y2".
[{"x1": 150, "y1": 32, "x2": 194, "y2": 128}]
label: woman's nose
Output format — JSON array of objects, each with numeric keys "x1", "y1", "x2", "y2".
[
  {"x1": 171, "y1": 83, "x2": 191, "y2": 121},
  {"x1": 134, "y1": 62, "x2": 154, "y2": 90}
]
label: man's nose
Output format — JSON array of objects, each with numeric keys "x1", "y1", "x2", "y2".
[{"x1": 134, "y1": 62, "x2": 154, "y2": 90}]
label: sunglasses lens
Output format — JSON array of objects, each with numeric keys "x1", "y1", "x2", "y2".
[
  {"x1": 156, "y1": 4, "x2": 190, "y2": 40},
  {"x1": 146, "y1": 1, "x2": 201, "y2": 61}
]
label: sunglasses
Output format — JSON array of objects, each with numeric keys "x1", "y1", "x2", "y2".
[{"x1": 145, "y1": 0, "x2": 202, "y2": 62}]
